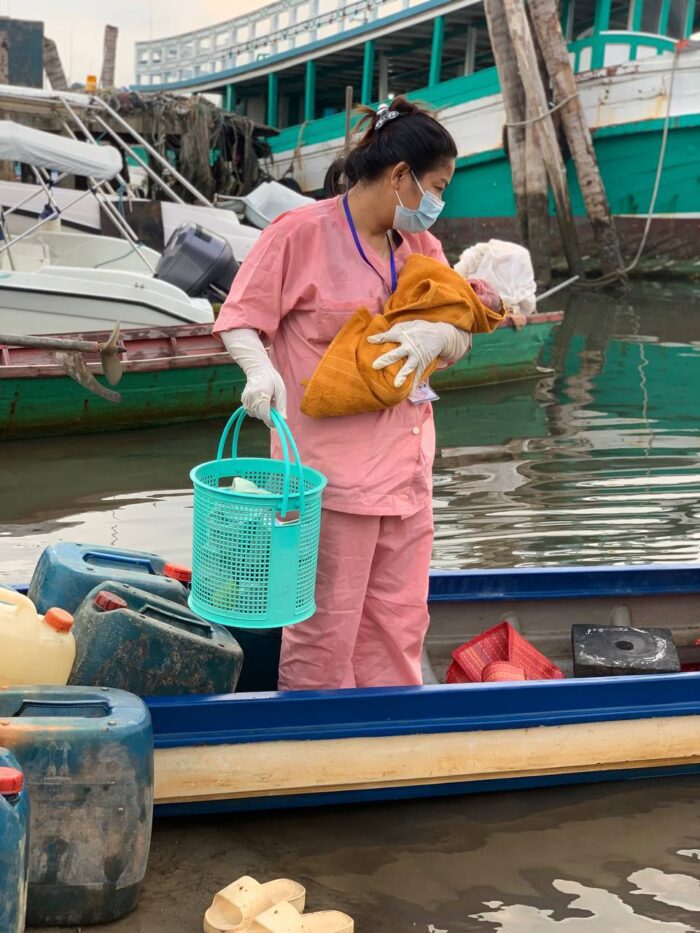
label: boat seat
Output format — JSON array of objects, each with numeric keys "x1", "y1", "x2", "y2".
[{"x1": 0, "y1": 240, "x2": 50, "y2": 272}]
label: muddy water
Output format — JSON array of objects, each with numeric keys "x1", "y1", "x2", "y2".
[{"x1": 3, "y1": 281, "x2": 699, "y2": 930}]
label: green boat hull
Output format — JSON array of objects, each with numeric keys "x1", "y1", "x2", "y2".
[{"x1": 1, "y1": 320, "x2": 559, "y2": 439}]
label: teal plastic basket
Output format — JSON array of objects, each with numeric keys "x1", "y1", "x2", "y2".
[{"x1": 189, "y1": 408, "x2": 326, "y2": 629}]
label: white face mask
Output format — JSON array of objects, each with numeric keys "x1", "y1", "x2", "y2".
[{"x1": 393, "y1": 172, "x2": 445, "y2": 233}]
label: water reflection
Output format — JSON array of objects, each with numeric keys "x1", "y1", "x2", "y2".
[
  {"x1": 433, "y1": 282, "x2": 700, "y2": 568},
  {"x1": 471, "y1": 849, "x2": 700, "y2": 930}
]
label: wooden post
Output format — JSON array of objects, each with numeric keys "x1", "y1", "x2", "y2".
[
  {"x1": 484, "y1": 0, "x2": 529, "y2": 246},
  {"x1": 529, "y1": 0, "x2": 625, "y2": 278},
  {"x1": 100, "y1": 25, "x2": 118, "y2": 89},
  {"x1": 43, "y1": 37, "x2": 69, "y2": 90},
  {"x1": 0, "y1": 32, "x2": 12, "y2": 182},
  {"x1": 501, "y1": 0, "x2": 584, "y2": 275},
  {"x1": 344, "y1": 85, "x2": 353, "y2": 151},
  {"x1": 525, "y1": 103, "x2": 552, "y2": 285}
]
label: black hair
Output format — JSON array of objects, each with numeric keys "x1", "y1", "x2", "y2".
[{"x1": 343, "y1": 96, "x2": 457, "y2": 187}]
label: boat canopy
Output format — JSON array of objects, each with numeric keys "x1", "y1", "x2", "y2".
[{"x1": 0, "y1": 121, "x2": 121, "y2": 181}]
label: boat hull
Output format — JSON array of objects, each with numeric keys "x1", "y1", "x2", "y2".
[
  {"x1": 0, "y1": 314, "x2": 561, "y2": 438},
  {"x1": 148, "y1": 562, "x2": 700, "y2": 814},
  {"x1": 12, "y1": 565, "x2": 700, "y2": 813}
]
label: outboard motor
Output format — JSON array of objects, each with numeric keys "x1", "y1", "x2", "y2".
[{"x1": 155, "y1": 222, "x2": 238, "y2": 301}]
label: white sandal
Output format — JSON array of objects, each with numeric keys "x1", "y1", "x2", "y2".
[
  {"x1": 204, "y1": 876, "x2": 306, "y2": 933},
  {"x1": 246, "y1": 902, "x2": 354, "y2": 933}
]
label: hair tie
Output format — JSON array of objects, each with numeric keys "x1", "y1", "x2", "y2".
[{"x1": 374, "y1": 103, "x2": 401, "y2": 131}]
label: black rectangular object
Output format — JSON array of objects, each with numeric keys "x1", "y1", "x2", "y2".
[{"x1": 572, "y1": 625, "x2": 681, "y2": 678}]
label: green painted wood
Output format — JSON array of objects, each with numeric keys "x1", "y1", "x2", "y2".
[
  {"x1": 561, "y1": 0, "x2": 572, "y2": 36},
  {"x1": 431, "y1": 321, "x2": 558, "y2": 390},
  {"x1": 685, "y1": 0, "x2": 696, "y2": 35},
  {"x1": 658, "y1": 0, "x2": 672, "y2": 35},
  {"x1": 304, "y1": 60, "x2": 316, "y2": 122},
  {"x1": 631, "y1": 0, "x2": 644, "y2": 31},
  {"x1": 429, "y1": 15, "x2": 445, "y2": 87},
  {"x1": 441, "y1": 118, "x2": 700, "y2": 219},
  {"x1": 224, "y1": 84, "x2": 236, "y2": 112},
  {"x1": 361, "y1": 40, "x2": 375, "y2": 104},
  {"x1": 592, "y1": 0, "x2": 613, "y2": 67},
  {"x1": 0, "y1": 324, "x2": 559, "y2": 439},
  {"x1": 267, "y1": 72, "x2": 279, "y2": 128}
]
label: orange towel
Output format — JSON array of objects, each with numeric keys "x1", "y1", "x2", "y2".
[{"x1": 301, "y1": 253, "x2": 504, "y2": 418}]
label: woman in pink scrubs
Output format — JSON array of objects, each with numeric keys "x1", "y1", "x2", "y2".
[{"x1": 214, "y1": 98, "x2": 477, "y2": 691}]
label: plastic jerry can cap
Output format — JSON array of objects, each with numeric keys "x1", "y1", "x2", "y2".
[
  {"x1": 94, "y1": 590, "x2": 128, "y2": 613},
  {"x1": 44, "y1": 607, "x2": 74, "y2": 633},
  {"x1": 163, "y1": 563, "x2": 192, "y2": 583},
  {"x1": 0, "y1": 767, "x2": 23, "y2": 795}
]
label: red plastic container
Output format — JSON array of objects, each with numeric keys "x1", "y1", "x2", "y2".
[{"x1": 446, "y1": 621, "x2": 564, "y2": 683}]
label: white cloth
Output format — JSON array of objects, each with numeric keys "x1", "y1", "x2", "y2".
[
  {"x1": 221, "y1": 328, "x2": 287, "y2": 427},
  {"x1": 368, "y1": 321, "x2": 472, "y2": 389},
  {"x1": 454, "y1": 239, "x2": 537, "y2": 315}
]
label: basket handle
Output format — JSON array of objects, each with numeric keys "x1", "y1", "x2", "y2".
[{"x1": 215, "y1": 407, "x2": 305, "y2": 518}]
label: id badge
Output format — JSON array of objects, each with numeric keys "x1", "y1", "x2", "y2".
[{"x1": 408, "y1": 381, "x2": 440, "y2": 405}]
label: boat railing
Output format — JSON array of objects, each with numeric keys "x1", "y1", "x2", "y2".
[
  {"x1": 569, "y1": 30, "x2": 678, "y2": 73},
  {"x1": 134, "y1": 0, "x2": 422, "y2": 86},
  {"x1": 0, "y1": 85, "x2": 219, "y2": 271}
]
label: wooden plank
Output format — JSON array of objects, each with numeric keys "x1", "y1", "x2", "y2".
[
  {"x1": 0, "y1": 31, "x2": 14, "y2": 184},
  {"x1": 154, "y1": 714, "x2": 700, "y2": 804},
  {"x1": 484, "y1": 0, "x2": 529, "y2": 248}
]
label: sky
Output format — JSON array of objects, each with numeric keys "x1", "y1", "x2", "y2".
[{"x1": 8, "y1": 0, "x2": 270, "y2": 87}]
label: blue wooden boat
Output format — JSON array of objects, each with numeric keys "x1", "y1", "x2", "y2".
[{"x1": 14, "y1": 564, "x2": 700, "y2": 814}]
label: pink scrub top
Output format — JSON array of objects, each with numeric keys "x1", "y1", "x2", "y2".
[{"x1": 213, "y1": 195, "x2": 449, "y2": 517}]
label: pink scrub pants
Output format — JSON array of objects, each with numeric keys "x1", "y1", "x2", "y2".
[{"x1": 277, "y1": 506, "x2": 434, "y2": 691}]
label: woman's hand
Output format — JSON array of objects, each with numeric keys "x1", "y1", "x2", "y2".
[
  {"x1": 369, "y1": 321, "x2": 471, "y2": 388},
  {"x1": 220, "y1": 328, "x2": 287, "y2": 427}
]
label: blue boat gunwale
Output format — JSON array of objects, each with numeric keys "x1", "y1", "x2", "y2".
[
  {"x1": 427, "y1": 562, "x2": 700, "y2": 601},
  {"x1": 147, "y1": 672, "x2": 700, "y2": 750}
]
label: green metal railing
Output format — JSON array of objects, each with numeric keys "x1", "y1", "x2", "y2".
[{"x1": 568, "y1": 30, "x2": 677, "y2": 73}]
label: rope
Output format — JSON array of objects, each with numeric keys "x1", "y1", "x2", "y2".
[
  {"x1": 505, "y1": 92, "x2": 579, "y2": 128},
  {"x1": 625, "y1": 43, "x2": 681, "y2": 273}
]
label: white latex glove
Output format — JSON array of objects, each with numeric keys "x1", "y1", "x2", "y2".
[
  {"x1": 221, "y1": 328, "x2": 287, "y2": 427},
  {"x1": 368, "y1": 321, "x2": 472, "y2": 389}
]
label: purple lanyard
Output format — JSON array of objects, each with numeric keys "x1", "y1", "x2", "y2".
[{"x1": 342, "y1": 194, "x2": 397, "y2": 295}]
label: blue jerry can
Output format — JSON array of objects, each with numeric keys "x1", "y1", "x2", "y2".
[
  {"x1": 0, "y1": 686, "x2": 153, "y2": 927},
  {"x1": 28, "y1": 542, "x2": 191, "y2": 614},
  {"x1": 0, "y1": 748, "x2": 29, "y2": 933},
  {"x1": 70, "y1": 582, "x2": 244, "y2": 695}
]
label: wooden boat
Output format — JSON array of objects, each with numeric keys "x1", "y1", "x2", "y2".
[
  {"x1": 17, "y1": 563, "x2": 700, "y2": 814},
  {"x1": 0, "y1": 313, "x2": 562, "y2": 439}
]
